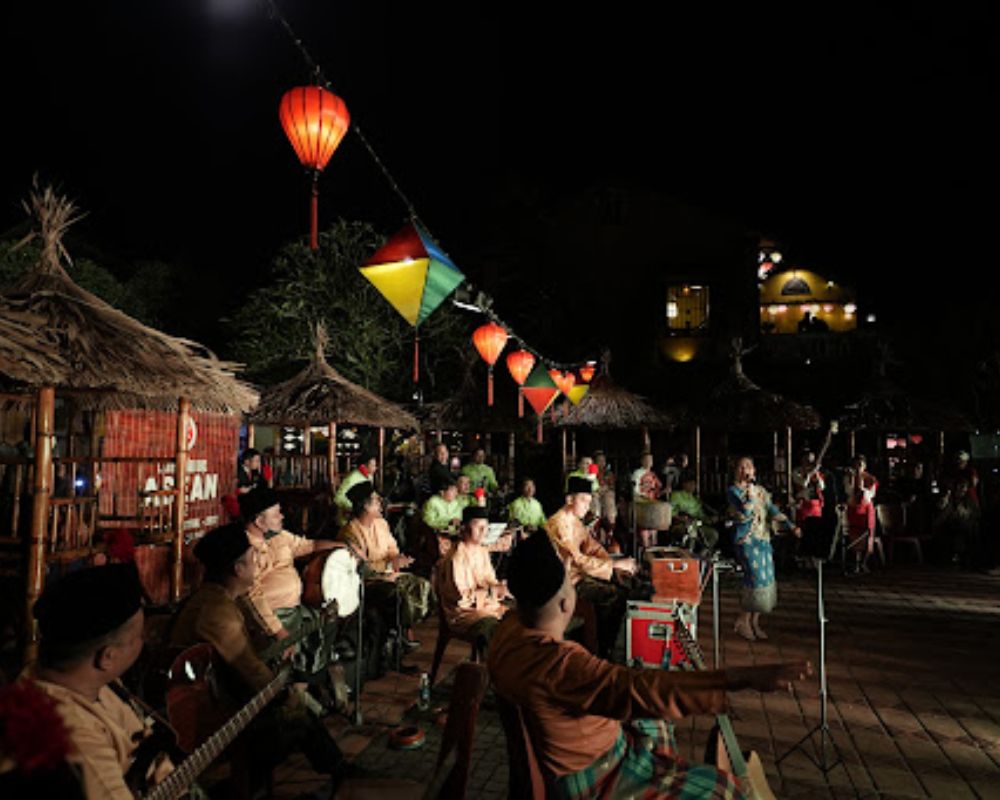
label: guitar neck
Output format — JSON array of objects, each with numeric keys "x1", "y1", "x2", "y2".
[
  {"x1": 141, "y1": 668, "x2": 289, "y2": 800},
  {"x1": 671, "y1": 611, "x2": 749, "y2": 778}
]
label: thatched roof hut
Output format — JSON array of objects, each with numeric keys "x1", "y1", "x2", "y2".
[
  {"x1": 0, "y1": 185, "x2": 256, "y2": 412},
  {"x1": 840, "y1": 377, "x2": 971, "y2": 433},
  {"x1": 556, "y1": 373, "x2": 678, "y2": 431},
  {"x1": 249, "y1": 324, "x2": 418, "y2": 429},
  {"x1": 697, "y1": 341, "x2": 821, "y2": 431}
]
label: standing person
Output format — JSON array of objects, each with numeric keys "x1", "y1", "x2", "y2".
[
  {"x1": 547, "y1": 476, "x2": 636, "y2": 657},
  {"x1": 593, "y1": 451, "x2": 619, "y2": 545},
  {"x1": 427, "y1": 443, "x2": 455, "y2": 496},
  {"x1": 28, "y1": 565, "x2": 172, "y2": 799},
  {"x1": 237, "y1": 448, "x2": 268, "y2": 494},
  {"x1": 435, "y1": 506, "x2": 511, "y2": 649},
  {"x1": 791, "y1": 448, "x2": 826, "y2": 526},
  {"x1": 662, "y1": 452, "x2": 690, "y2": 496},
  {"x1": 944, "y1": 450, "x2": 980, "y2": 505},
  {"x1": 728, "y1": 457, "x2": 800, "y2": 641},
  {"x1": 339, "y1": 482, "x2": 434, "y2": 651},
  {"x1": 462, "y1": 447, "x2": 499, "y2": 496},
  {"x1": 632, "y1": 451, "x2": 665, "y2": 549},
  {"x1": 334, "y1": 452, "x2": 377, "y2": 525},
  {"x1": 843, "y1": 454, "x2": 879, "y2": 571},
  {"x1": 934, "y1": 479, "x2": 982, "y2": 568},
  {"x1": 508, "y1": 478, "x2": 548, "y2": 531},
  {"x1": 489, "y1": 532, "x2": 811, "y2": 800}
]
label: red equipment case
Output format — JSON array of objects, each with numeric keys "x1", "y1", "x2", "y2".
[{"x1": 625, "y1": 600, "x2": 698, "y2": 669}]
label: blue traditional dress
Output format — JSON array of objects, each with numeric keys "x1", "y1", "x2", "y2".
[{"x1": 727, "y1": 483, "x2": 793, "y2": 613}]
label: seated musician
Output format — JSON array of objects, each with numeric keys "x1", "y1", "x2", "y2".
[
  {"x1": 422, "y1": 473, "x2": 465, "y2": 555},
  {"x1": 29, "y1": 564, "x2": 172, "y2": 799},
  {"x1": 435, "y1": 505, "x2": 511, "y2": 649},
  {"x1": 456, "y1": 473, "x2": 483, "y2": 510},
  {"x1": 547, "y1": 476, "x2": 636, "y2": 657},
  {"x1": 668, "y1": 471, "x2": 720, "y2": 554},
  {"x1": 238, "y1": 487, "x2": 340, "y2": 679},
  {"x1": 334, "y1": 452, "x2": 377, "y2": 526},
  {"x1": 489, "y1": 533, "x2": 811, "y2": 800},
  {"x1": 339, "y1": 481, "x2": 434, "y2": 653},
  {"x1": 461, "y1": 447, "x2": 499, "y2": 496},
  {"x1": 170, "y1": 523, "x2": 350, "y2": 787},
  {"x1": 508, "y1": 477, "x2": 547, "y2": 531}
]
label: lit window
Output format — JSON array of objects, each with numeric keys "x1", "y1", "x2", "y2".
[
  {"x1": 666, "y1": 285, "x2": 710, "y2": 330},
  {"x1": 845, "y1": 303, "x2": 857, "y2": 315},
  {"x1": 667, "y1": 302, "x2": 678, "y2": 319}
]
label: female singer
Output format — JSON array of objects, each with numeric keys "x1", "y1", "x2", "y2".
[{"x1": 727, "y1": 456, "x2": 800, "y2": 640}]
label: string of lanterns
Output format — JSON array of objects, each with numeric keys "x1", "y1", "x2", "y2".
[{"x1": 267, "y1": 0, "x2": 599, "y2": 408}]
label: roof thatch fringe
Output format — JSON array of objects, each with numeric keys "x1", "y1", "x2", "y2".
[
  {"x1": 419, "y1": 348, "x2": 526, "y2": 433},
  {"x1": 557, "y1": 351, "x2": 678, "y2": 430},
  {"x1": 0, "y1": 181, "x2": 256, "y2": 413},
  {"x1": 249, "y1": 321, "x2": 418, "y2": 429},
  {"x1": 697, "y1": 338, "x2": 821, "y2": 431}
]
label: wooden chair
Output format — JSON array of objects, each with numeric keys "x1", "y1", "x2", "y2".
[
  {"x1": 429, "y1": 601, "x2": 484, "y2": 686},
  {"x1": 495, "y1": 692, "x2": 548, "y2": 800},
  {"x1": 336, "y1": 662, "x2": 489, "y2": 800},
  {"x1": 877, "y1": 502, "x2": 926, "y2": 565}
]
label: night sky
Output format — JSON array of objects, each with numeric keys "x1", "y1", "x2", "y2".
[{"x1": 2, "y1": 2, "x2": 997, "y2": 354}]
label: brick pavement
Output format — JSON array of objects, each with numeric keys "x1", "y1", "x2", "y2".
[{"x1": 272, "y1": 564, "x2": 1000, "y2": 798}]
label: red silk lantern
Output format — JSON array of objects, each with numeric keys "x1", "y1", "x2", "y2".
[
  {"x1": 279, "y1": 86, "x2": 350, "y2": 250},
  {"x1": 579, "y1": 362, "x2": 596, "y2": 383},
  {"x1": 472, "y1": 323, "x2": 509, "y2": 406},
  {"x1": 506, "y1": 349, "x2": 535, "y2": 417},
  {"x1": 548, "y1": 369, "x2": 576, "y2": 396}
]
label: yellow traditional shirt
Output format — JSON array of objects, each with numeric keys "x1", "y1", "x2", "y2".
[
  {"x1": 338, "y1": 516, "x2": 400, "y2": 573},
  {"x1": 245, "y1": 528, "x2": 319, "y2": 635},
  {"x1": 435, "y1": 540, "x2": 504, "y2": 635},
  {"x1": 546, "y1": 507, "x2": 613, "y2": 584}
]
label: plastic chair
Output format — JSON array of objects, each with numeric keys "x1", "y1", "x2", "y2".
[
  {"x1": 877, "y1": 502, "x2": 925, "y2": 565},
  {"x1": 429, "y1": 601, "x2": 484, "y2": 686}
]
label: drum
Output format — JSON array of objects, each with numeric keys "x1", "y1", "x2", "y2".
[
  {"x1": 635, "y1": 500, "x2": 672, "y2": 531},
  {"x1": 301, "y1": 547, "x2": 361, "y2": 617}
]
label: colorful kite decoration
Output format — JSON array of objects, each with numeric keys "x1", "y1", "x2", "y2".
[
  {"x1": 523, "y1": 365, "x2": 560, "y2": 442},
  {"x1": 360, "y1": 222, "x2": 465, "y2": 381},
  {"x1": 472, "y1": 322, "x2": 509, "y2": 406},
  {"x1": 567, "y1": 384, "x2": 590, "y2": 405},
  {"x1": 506, "y1": 349, "x2": 535, "y2": 417}
]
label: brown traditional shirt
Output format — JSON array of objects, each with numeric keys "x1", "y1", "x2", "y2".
[
  {"x1": 31, "y1": 677, "x2": 147, "y2": 800},
  {"x1": 435, "y1": 539, "x2": 505, "y2": 635},
  {"x1": 169, "y1": 581, "x2": 274, "y2": 694},
  {"x1": 244, "y1": 528, "x2": 319, "y2": 635},
  {"x1": 338, "y1": 517, "x2": 399, "y2": 574},
  {"x1": 487, "y1": 614, "x2": 727, "y2": 777},
  {"x1": 546, "y1": 507, "x2": 614, "y2": 584}
]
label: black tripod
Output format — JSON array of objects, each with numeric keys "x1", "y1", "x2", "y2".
[{"x1": 777, "y1": 553, "x2": 850, "y2": 778}]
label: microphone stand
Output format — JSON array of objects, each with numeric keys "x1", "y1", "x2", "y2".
[{"x1": 353, "y1": 559, "x2": 365, "y2": 726}]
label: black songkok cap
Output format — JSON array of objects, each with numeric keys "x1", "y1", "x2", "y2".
[
  {"x1": 238, "y1": 486, "x2": 280, "y2": 521},
  {"x1": 34, "y1": 564, "x2": 143, "y2": 645},
  {"x1": 566, "y1": 476, "x2": 593, "y2": 495},
  {"x1": 462, "y1": 505, "x2": 489, "y2": 523},
  {"x1": 433, "y1": 473, "x2": 458, "y2": 493},
  {"x1": 507, "y1": 531, "x2": 566, "y2": 609},
  {"x1": 347, "y1": 480, "x2": 375, "y2": 507},
  {"x1": 194, "y1": 523, "x2": 251, "y2": 571}
]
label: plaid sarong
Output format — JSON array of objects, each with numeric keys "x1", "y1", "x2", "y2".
[
  {"x1": 554, "y1": 719, "x2": 746, "y2": 800},
  {"x1": 364, "y1": 572, "x2": 435, "y2": 630}
]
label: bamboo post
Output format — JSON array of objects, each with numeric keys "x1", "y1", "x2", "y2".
[
  {"x1": 571, "y1": 431, "x2": 577, "y2": 463},
  {"x1": 772, "y1": 430, "x2": 779, "y2": 482},
  {"x1": 327, "y1": 421, "x2": 337, "y2": 488},
  {"x1": 247, "y1": 423, "x2": 255, "y2": 449},
  {"x1": 25, "y1": 386, "x2": 55, "y2": 662},
  {"x1": 694, "y1": 425, "x2": 702, "y2": 496},
  {"x1": 849, "y1": 430, "x2": 856, "y2": 459},
  {"x1": 561, "y1": 429, "x2": 568, "y2": 476},
  {"x1": 89, "y1": 411, "x2": 101, "y2": 497},
  {"x1": 378, "y1": 427, "x2": 385, "y2": 492},
  {"x1": 508, "y1": 431, "x2": 516, "y2": 489},
  {"x1": 171, "y1": 398, "x2": 191, "y2": 603},
  {"x1": 302, "y1": 425, "x2": 311, "y2": 456},
  {"x1": 641, "y1": 426, "x2": 651, "y2": 451},
  {"x1": 786, "y1": 426, "x2": 793, "y2": 502},
  {"x1": 938, "y1": 430, "x2": 945, "y2": 458}
]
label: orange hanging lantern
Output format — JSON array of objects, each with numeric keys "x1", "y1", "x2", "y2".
[
  {"x1": 579, "y1": 361, "x2": 597, "y2": 383},
  {"x1": 548, "y1": 369, "x2": 576, "y2": 396},
  {"x1": 472, "y1": 322, "x2": 509, "y2": 406},
  {"x1": 506, "y1": 349, "x2": 535, "y2": 417},
  {"x1": 279, "y1": 85, "x2": 350, "y2": 250}
]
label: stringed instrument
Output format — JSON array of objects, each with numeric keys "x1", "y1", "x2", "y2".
[
  {"x1": 670, "y1": 610, "x2": 777, "y2": 800},
  {"x1": 130, "y1": 644, "x2": 291, "y2": 800},
  {"x1": 803, "y1": 419, "x2": 839, "y2": 489}
]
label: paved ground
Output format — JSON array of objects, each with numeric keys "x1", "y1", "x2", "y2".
[{"x1": 272, "y1": 562, "x2": 1000, "y2": 799}]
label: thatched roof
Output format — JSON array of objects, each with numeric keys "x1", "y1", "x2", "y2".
[
  {"x1": 249, "y1": 324, "x2": 419, "y2": 429},
  {"x1": 697, "y1": 341, "x2": 821, "y2": 431},
  {"x1": 0, "y1": 184, "x2": 257, "y2": 412},
  {"x1": 556, "y1": 355, "x2": 678, "y2": 430},
  {"x1": 840, "y1": 377, "x2": 971, "y2": 432},
  {"x1": 420, "y1": 351, "x2": 526, "y2": 433}
]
